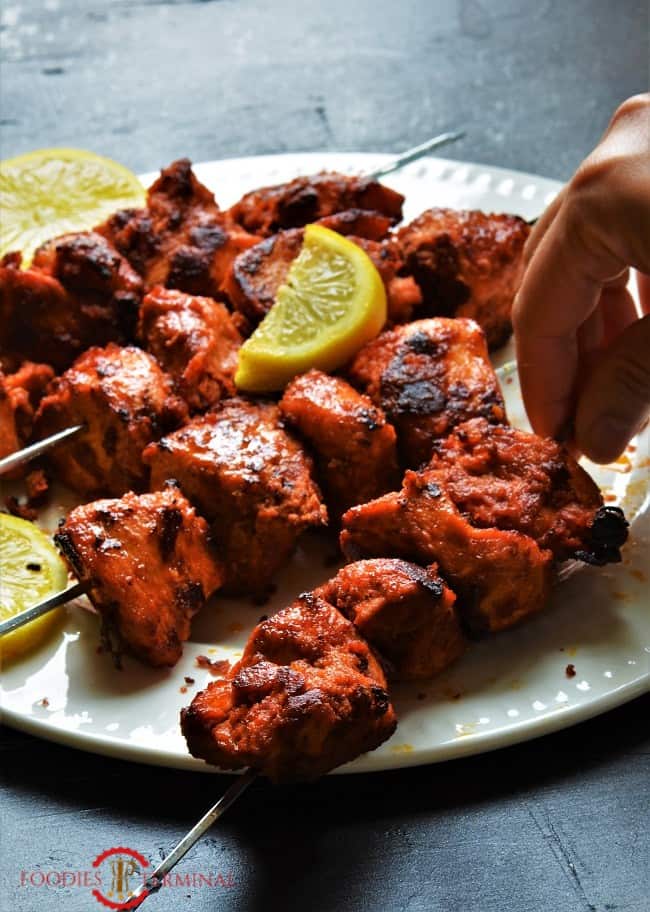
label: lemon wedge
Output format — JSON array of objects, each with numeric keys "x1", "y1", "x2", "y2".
[
  {"x1": 0, "y1": 514, "x2": 68, "y2": 663},
  {"x1": 0, "y1": 147, "x2": 145, "y2": 265},
  {"x1": 235, "y1": 224, "x2": 387, "y2": 392}
]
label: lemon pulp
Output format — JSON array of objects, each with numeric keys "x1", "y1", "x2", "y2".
[
  {"x1": 235, "y1": 224, "x2": 387, "y2": 392},
  {"x1": 0, "y1": 514, "x2": 68, "y2": 663},
  {"x1": 0, "y1": 147, "x2": 145, "y2": 265}
]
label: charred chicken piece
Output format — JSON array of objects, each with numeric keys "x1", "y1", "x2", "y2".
[
  {"x1": 397, "y1": 208, "x2": 530, "y2": 350},
  {"x1": 0, "y1": 241, "x2": 140, "y2": 372},
  {"x1": 316, "y1": 559, "x2": 465, "y2": 680},
  {"x1": 34, "y1": 343, "x2": 186, "y2": 498},
  {"x1": 223, "y1": 228, "x2": 304, "y2": 328},
  {"x1": 229, "y1": 171, "x2": 404, "y2": 237},
  {"x1": 315, "y1": 208, "x2": 394, "y2": 240},
  {"x1": 181, "y1": 592, "x2": 397, "y2": 781},
  {"x1": 223, "y1": 227, "x2": 418, "y2": 330},
  {"x1": 427, "y1": 418, "x2": 629, "y2": 564},
  {"x1": 138, "y1": 286, "x2": 242, "y2": 412},
  {"x1": 0, "y1": 361, "x2": 54, "y2": 464},
  {"x1": 349, "y1": 318, "x2": 506, "y2": 468},
  {"x1": 143, "y1": 398, "x2": 327, "y2": 597},
  {"x1": 280, "y1": 370, "x2": 400, "y2": 520},
  {"x1": 340, "y1": 472, "x2": 554, "y2": 635},
  {"x1": 55, "y1": 487, "x2": 224, "y2": 667},
  {"x1": 97, "y1": 158, "x2": 259, "y2": 298}
]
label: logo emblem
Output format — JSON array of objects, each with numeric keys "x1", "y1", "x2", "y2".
[{"x1": 91, "y1": 847, "x2": 149, "y2": 909}]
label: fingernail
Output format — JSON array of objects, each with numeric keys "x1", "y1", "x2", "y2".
[{"x1": 581, "y1": 416, "x2": 632, "y2": 464}]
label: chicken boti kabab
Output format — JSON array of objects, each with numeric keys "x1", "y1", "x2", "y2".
[
  {"x1": 143, "y1": 398, "x2": 327, "y2": 597},
  {"x1": 280, "y1": 369, "x2": 400, "y2": 520},
  {"x1": 138, "y1": 286, "x2": 242, "y2": 412},
  {"x1": 55, "y1": 486, "x2": 224, "y2": 667},
  {"x1": 397, "y1": 208, "x2": 530, "y2": 350},
  {"x1": 0, "y1": 361, "x2": 54, "y2": 464},
  {"x1": 0, "y1": 231, "x2": 142, "y2": 372},
  {"x1": 181, "y1": 592, "x2": 397, "y2": 781},
  {"x1": 228, "y1": 170, "x2": 404, "y2": 237},
  {"x1": 97, "y1": 158, "x2": 259, "y2": 299},
  {"x1": 34, "y1": 343, "x2": 187, "y2": 498},
  {"x1": 341, "y1": 474, "x2": 554, "y2": 635},
  {"x1": 427, "y1": 418, "x2": 629, "y2": 564},
  {"x1": 349, "y1": 317, "x2": 506, "y2": 468},
  {"x1": 316, "y1": 559, "x2": 465, "y2": 680}
]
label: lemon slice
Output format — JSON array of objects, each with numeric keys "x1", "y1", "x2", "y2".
[
  {"x1": 0, "y1": 147, "x2": 145, "y2": 265},
  {"x1": 0, "y1": 514, "x2": 68, "y2": 663},
  {"x1": 235, "y1": 224, "x2": 387, "y2": 392}
]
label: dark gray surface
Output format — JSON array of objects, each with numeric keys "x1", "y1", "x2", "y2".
[
  {"x1": 1, "y1": 0, "x2": 648, "y2": 179},
  {"x1": 1, "y1": 2, "x2": 649, "y2": 911}
]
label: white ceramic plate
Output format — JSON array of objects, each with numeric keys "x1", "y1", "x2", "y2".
[{"x1": 1, "y1": 153, "x2": 648, "y2": 774}]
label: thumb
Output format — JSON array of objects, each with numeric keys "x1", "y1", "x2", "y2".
[{"x1": 575, "y1": 313, "x2": 650, "y2": 463}]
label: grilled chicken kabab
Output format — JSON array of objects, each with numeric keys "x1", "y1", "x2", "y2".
[
  {"x1": 98, "y1": 158, "x2": 259, "y2": 299},
  {"x1": 0, "y1": 361, "x2": 54, "y2": 464},
  {"x1": 280, "y1": 370, "x2": 400, "y2": 520},
  {"x1": 56, "y1": 486, "x2": 223, "y2": 667},
  {"x1": 182, "y1": 592, "x2": 397, "y2": 781},
  {"x1": 138, "y1": 286, "x2": 242, "y2": 412},
  {"x1": 341, "y1": 476, "x2": 554, "y2": 635},
  {"x1": 0, "y1": 232, "x2": 142, "y2": 372},
  {"x1": 397, "y1": 208, "x2": 530, "y2": 349},
  {"x1": 229, "y1": 171, "x2": 404, "y2": 237},
  {"x1": 349, "y1": 317, "x2": 506, "y2": 468},
  {"x1": 317, "y1": 559, "x2": 465, "y2": 680},
  {"x1": 427, "y1": 418, "x2": 629, "y2": 564},
  {"x1": 35, "y1": 343, "x2": 186, "y2": 498},
  {"x1": 143, "y1": 398, "x2": 327, "y2": 597}
]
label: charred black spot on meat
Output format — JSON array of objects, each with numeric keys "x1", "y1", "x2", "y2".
[
  {"x1": 54, "y1": 531, "x2": 84, "y2": 578},
  {"x1": 159, "y1": 506, "x2": 183, "y2": 560},
  {"x1": 174, "y1": 580, "x2": 205, "y2": 614},
  {"x1": 370, "y1": 686, "x2": 390, "y2": 715},
  {"x1": 189, "y1": 225, "x2": 227, "y2": 252}
]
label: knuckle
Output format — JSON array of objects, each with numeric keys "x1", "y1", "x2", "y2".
[{"x1": 611, "y1": 92, "x2": 650, "y2": 124}]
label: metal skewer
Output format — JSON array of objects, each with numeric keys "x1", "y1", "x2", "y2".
[
  {"x1": 0, "y1": 424, "x2": 83, "y2": 476},
  {"x1": 365, "y1": 130, "x2": 465, "y2": 180},
  {"x1": 127, "y1": 769, "x2": 258, "y2": 908},
  {"x1": 0, "y1": 581, "x2": 85, "y2": 637}
]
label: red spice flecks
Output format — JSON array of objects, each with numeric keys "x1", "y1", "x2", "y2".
[
  {"x1": 179, "y1": 686, "x2": 188, "y2": 694},
  {"x1": 565, "y1": 664, "x2": 576, "y2": 678},
  {"x1": 196, "y1": 655, "x2": 231, "y2": 677},
  {"x1": 40, "y1": 697, "x2": 50, "y2": 707}
]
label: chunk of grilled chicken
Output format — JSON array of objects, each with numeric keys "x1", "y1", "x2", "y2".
[
  {"x1": 428, "y1": 418, "x2": 628, "y2": 564},
  {"x1": 223, "y1": 226, "x2": 418, "y2": 331},
  {"x1": 340, "y1": 473, "x2": 554, "y2": 635},
  {"x1": 228, "y1": 171, "x2": 404, "y2": 237},
  {"x1": 349, "y1": 318, "x2": 506, "y2": 468},
  {"x1": 34, "y1": 343, "x2": 186, "y2": 498},
  {"x1": 280, "y1": 370, "x2": 400, "y2": 520},
  {"x1": 0, "y1": 234, "x2": 142, "y2": 371},
  {"x1": 97, "y1": 158, "x2": 259, "y2": 299},
  {"x1": 181, "y1": 593, "x2": 397, "y2": 781},
  {"x1": 316, "y1": 559, "x2": 465, "y2": 680},
  {"x1": 55, "y1": 487, "x2": 224, "y2": 667},
  {"x1": 138, "y1": 286, "x2": 242, "y2": 412},
  {"x1": 0, "y1": 361, "x2": 54, "y2": 466},
  {"x1": 397, "y1": 208, "x2": 530, "y2": 350},
  {"x1": 143, "y1": 398, "x2": 327, "y2": 597}
]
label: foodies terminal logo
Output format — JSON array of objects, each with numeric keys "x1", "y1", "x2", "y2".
[{"x1": 18, "y1": 847, "x2": 235, "y2": 908}]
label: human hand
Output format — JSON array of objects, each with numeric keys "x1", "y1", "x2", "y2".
[{"x1": 513, "y1": 94, "x2": 650, "y2": 463}]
